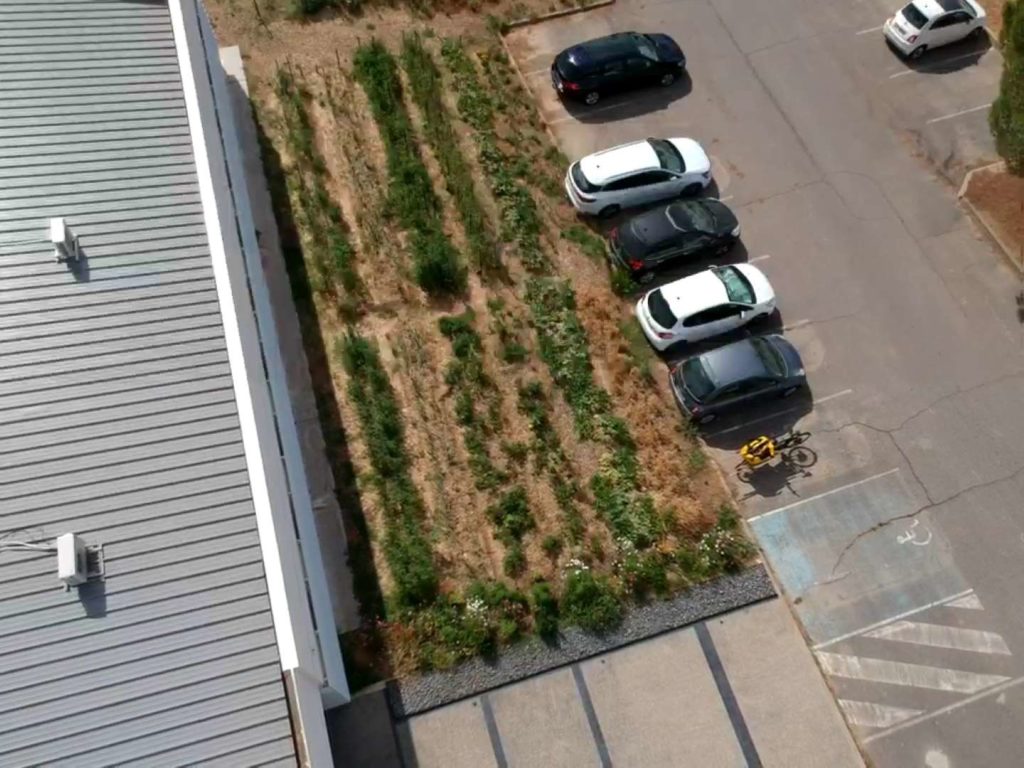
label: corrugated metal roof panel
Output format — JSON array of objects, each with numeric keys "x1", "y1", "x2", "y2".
[{"x1": 0, "y1": 1, "x2": 297, "y2": 764}]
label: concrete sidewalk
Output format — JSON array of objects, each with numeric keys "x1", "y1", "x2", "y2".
[{"x1": 388, "y1": 598, "x2": 862, "y2": 768}]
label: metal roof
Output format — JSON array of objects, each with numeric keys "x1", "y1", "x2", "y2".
[{"x1": 0, "y1": 1, "x2": 298, "y2": 766}]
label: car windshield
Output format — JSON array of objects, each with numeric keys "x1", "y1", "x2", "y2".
[
  {"x1": 571, "y1": 162, "x2": 599, "y2": 193},
  {"x1": 714, "y1": 266, "x2": 755, "y2": 304},
  {"x1": 647, "y1": 289, "x2": 677, "y2": 328},
  {"x1": 649, "y1": 139, "x2": 685, "y2": 173},
  {"x1": 901, "y1": 2, "x2": 928, "y2": 28},
  {"x1": 632, "y1": 34, "x2": 659, "y2": 61},
  {"x1": 670, "y1": 202, "x2": 715, "y2": 232},
  {"x1": 751, "y1": 337, "x2": 785, "y2": 378},
  {"x1": 681, "y1": 357, "x2": 715, "y2": 401}
]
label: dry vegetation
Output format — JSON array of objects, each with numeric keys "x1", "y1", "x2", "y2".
[{"x1": 208, "y1": 0, "x2": 751, "y2": 680}]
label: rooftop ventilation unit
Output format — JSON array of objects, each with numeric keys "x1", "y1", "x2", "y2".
[{"x1": 50, "y1": 217, "x2": 80, "y2": 263}]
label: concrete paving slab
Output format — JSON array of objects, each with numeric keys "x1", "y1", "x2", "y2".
[
  {"x1": 488, "y1": 668, "x2": 601, "y2": 768},
  {"x1": 708, "y1": 600, "x2": 865, "y2": 768},
  {"x1": 580, "y1": 628, "x2": 746, "y2": 767},
  {"x1": 399, "y1": 697, "x2": 498, "y2": 768}
]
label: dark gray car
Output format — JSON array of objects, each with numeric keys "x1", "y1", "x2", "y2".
[{"x1": 669, "y1": 334, "x2": 806, "y2": 424}]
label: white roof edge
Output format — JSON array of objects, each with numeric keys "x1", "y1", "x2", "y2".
[{"x1": 169, "y1": 0, "x2": 346, "y2": 763}]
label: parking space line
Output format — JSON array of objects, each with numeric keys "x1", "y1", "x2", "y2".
[
  {"x1": 571, "y1": 665, "x2": 612, "y2": 768},
  {"x1": 706, "y1": 389, "x2": 853, "y2": 438},
  {"x1": 479, "y1": 693, "x2": 509, "y2": 768},
  {"x1": 813, "y1": 388, "x2": 853, "y2": 405},
  {"x1": 888, "y1": 50, "x2": 991, "y2": 78},
  {"x1": 863, "y1": 674, "x2": 1024, "y2": 744},
  {"x1": 817, "y1": 651, "x2": 1011, "y2": 693},
  {"x1": 748, "y1": 468, "x2": 900, "y2": 523},
  {"x1": 783, "y1": 318, "x2": 810, "y2": 331},
  {"x1": 719, "y1": 195, "x2": 735, "y2": 203},
  {"x1": 549, "y1": 102, "x2": 624, "y2": 124},
  {"x1": 856, "y1": 24, "x2": 885, "y2": 35},
  {"x1": 926, "y1": 103, "x2": 992, "y2": 124},
  {"x1": 813, "y1": 588, "x2": 973, "y2": 650},
  {"x1": 749, "y1": 253, "x2": 770, "y2": 263},
  {"x1": 866, "y1": 620, "x2": 1011, "y2": 655}
]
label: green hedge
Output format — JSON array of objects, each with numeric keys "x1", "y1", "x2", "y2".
[{"x1": 992, "y1": 1, "x2": 1024, "y2": 173}]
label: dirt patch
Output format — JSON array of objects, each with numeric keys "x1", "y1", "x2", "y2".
[
  {"x1": 965, "y1": 165, "x2": 1024, "y2": 267},
  {"x1": 976, "y1": 0, "x2": 1007, "y2": 38}
]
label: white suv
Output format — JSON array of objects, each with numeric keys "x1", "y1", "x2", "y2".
[
  {"x1": 565, "y1": 137, "x2": 712, "y2": 217},
  {"x1": 635, "y1": 264, "x2": 775, "y2": 351},
  {"x1": 884, "y1": 0, "x2": 986, "y2": 59}
]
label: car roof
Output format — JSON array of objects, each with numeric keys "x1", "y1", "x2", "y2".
[
  {"x1": 700, "y1": 338, "x2": 771, "y2": 387},
  {"x1": 579, "y1": 140, "x2": 659, "y2": 186},
  {"x1": 565, "y1": 32, "x2": 641, "y2": 68},
  {"x1": 657, "y1": 268, "x2": 729, "y2": 320},
  {"x1": 625, "y1": 205, "x2": 689, "y2": 252},
  {"x1": 909, "y1": 0, "x2": 958, "y2": 18}
]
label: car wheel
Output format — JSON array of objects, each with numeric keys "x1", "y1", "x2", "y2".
[
  {"x1": 715, "y1": 241, "x2": 731, "y2": 256},
  {"x1": 597, "y1": 204, "x2": 620, "y2": 219},
  {"x1": 584, "y1": 91, "x2": 600, "y2": 106},
  {"x1": 697, "y1": 413, "x2": 717, "y2": 425},
  {"x1": 682, "y1": 182, "x2": 702, "y2": 196},
  {"x1": 780, "y1": 386, "x2": 799, "y2": 398},
  {"x1": 659, "y1": 72, "x2": 676, "y2": 86},
  {"x1": 971, "y1": 26, "x2": 986, "y2": 39},
  {"x1": 909, "y1": 45, "x2": 927, "y2": 60}
]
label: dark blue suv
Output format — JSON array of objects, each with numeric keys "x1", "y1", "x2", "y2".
[{"x1": 551, "y1": 32, "x2": 686, "y2": 107}]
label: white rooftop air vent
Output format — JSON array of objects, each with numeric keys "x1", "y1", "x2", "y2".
[
  {"x1": 50, "y1": 217, "x2": 80, "y2": 263},
  {"x1": 56, "y1": 533, "x2": 88, "y2": 587}
]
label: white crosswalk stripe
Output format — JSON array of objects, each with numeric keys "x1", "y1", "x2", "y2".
[
  {"x1": 839, "y1": 700, "x2": 923, "y2": 729},
  {"x1": 946, "y1": 593, "x2": 984, "y2": 610},
  {"x1": 817, "y1": 652, "x2": 1011, "y2": 694},
  {"x1": 866, "y1": 620, "x2": 1011, "y2": 655}
]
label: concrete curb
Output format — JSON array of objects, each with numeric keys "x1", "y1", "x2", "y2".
[
  {"x1": 503, "y1": 0, "x2": 615, "y2": 31},
  {"x1": 958, "y1": 160, "x2": 1023, "y2": 274},
  {"x1": 387, "y1": 565, "x2": 776, "y2": 718}
]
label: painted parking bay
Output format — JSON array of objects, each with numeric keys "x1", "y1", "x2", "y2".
[{"x1": 749, "y1": 468, "x2": 967, "y2": 644}]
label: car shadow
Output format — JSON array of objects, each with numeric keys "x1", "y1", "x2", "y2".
[
  {"x1": 602, "y1": 239, "x2": 752, "y2": 302},
  {"x1": 699, "y1": 387, "x2": 815, "y2": 452},
  {"x1": 890, "y1": 31, "x2": 991, "y2": 73},
  {"x1": 660, "y1": 309, "x2": 787, "y2": 367},
  {"x1": 563, "y1": 73, "x2": 693, "y2": 124}
]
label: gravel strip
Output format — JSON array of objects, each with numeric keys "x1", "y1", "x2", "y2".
[{"x1": 388, "y1": 564, "x2": 776, "y2": 718}]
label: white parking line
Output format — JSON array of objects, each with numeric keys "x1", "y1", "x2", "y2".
[
  {"x1": 813, "y1": 588, "x2": 973, "y2": 650},
  {"x1": 749, "y1": 253, "x2": 771, "y2": 263},
  {"x1": 926, "y1": 102, "x2": 992, "y2": 124},
  {"x1": 947, "y1": 593, "x2": 984, "y2": 610},
  {"x1": 813, "y1": 388, "x2": 853, "y2": 404},
  {"x1": 856, "y1": 24, "x2": 885, "y2": 35},
  {"x1": 719, "y1": 195, "x2": 735, "y2": 203},
  {"x1": 749, "y1": 468, "x2": 900, "y2": 523},
  {"x1": 817, "y1": 652, "x2": 1011, "y2": 693},
  {"x1": 840, "y1": 700, "x2": 922, "y2": 729},
  {"x1": 888, "y1": 49, "x2": 990, "y2": 78},
  {"x1": 706, "y1": 389, "x2": 853, "y2": 438},
  {"x1": 864, "y1": 675, "x2": 1024, "y2": 743},
  {"x1": 783, "y1": 318, "x2": 810, "y2": 331},
  {"x1": 866, "y1": 620, "x2": 1011, "y2": 655},
  {"x1": 549, "y1": 102, "x2": 628, "y2": 124}
]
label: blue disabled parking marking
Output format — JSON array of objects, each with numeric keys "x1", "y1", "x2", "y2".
[{"x1": 750, "y1": 469, "x2": 968, "y2": 645}]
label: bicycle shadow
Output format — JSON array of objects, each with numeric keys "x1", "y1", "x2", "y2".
[{"x1": 736, "y1": 445, "x2": 819, "y2": 502}]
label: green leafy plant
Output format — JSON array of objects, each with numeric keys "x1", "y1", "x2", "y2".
[
  {"x1": 562, "y1": 568, "x2": 622, "y2": 632},
  {"x1": 401, "y1": 33, "x2": 500, "y2": 273},
  {"x1": 531, "y1": 581, "x2": 560, "y2": 638},
  {"x1": 991, "y1": 1, "x2": 1024, "y2": 174},
  {"x1": 487, "y1": 486, "x2": 535, "y2": 544},
  {"x1": 353, "y1": 40, "x2": 466, "y2": 295},
  {"x1": 541, "y1": 534, "x2": 563, "y2": 557},
  {"x1": 563, "y1": 225, "x2": 607, "y2": 261},
  {"x1": 337, "y1": 332, "x2": 438, "y2": 608}
]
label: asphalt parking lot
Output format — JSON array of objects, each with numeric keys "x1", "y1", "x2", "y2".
[{"x1": 508, "y1": 0, "x2": 1024, "y2": 764}]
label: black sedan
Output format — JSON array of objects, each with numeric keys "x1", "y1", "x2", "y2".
[
  {"x1": 552, "y1": 32, "x2": 686, "y2": 106},
  {"x1": 669, "y1": 335, "x2": 806, "y2": 424},
  {"x1": 608, "y1": 199, "x2": 740, "y2": 283}
]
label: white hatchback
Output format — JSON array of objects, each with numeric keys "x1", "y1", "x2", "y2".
[
  {"x1": 635, "y1": 264, "x2": 775, "y2": 351},
  {"x1": 565, "y1": 137, "x2": 712, "y2": 217},
  {"x1": 884, "y1": 0, "x2": 986, "y2": 59}
]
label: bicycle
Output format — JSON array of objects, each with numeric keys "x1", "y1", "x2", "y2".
[{"x1": 736, "y1": 430, "x2": 814, "y2": 482}]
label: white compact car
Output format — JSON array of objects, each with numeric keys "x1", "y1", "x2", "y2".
[
  {"x1": 884, "y1": 0, "x2": 986, "y2": 59},
  {"x1": 635, "y1": 264, "x2": 775, "y2": 351},
  {"x1": 565, "y1": 137, "x2": 712, "y2": 217}
]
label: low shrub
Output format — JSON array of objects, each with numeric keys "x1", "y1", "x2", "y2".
[
  {"x1": 541, "y1": 534, "x2": 563, "y2": 557},
  {"x1": 487, "y1": 486, "x2": 535, "y2": 544},
  {"x1": 563, "y1": 225, "x2": 607, "y2": 261},
  {"x1": 562, "y1": 568, "x2": 622, "y2": 632},
  {"x1": 621, "y1": 551, "x2": 670, "y2": 598},
  {"x1": 531, "y1": 581, "x2": 560, "y2": 639},
  {"x1": 503, "y1": 544, "x2": 527, "y2": 577}
]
